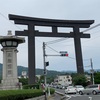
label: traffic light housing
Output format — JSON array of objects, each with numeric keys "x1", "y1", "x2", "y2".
[
  {"x1": 61, "y1": 53, "x2": 68, "y2": 56},
  {"x1": 45, "y1": 61, "x2": 49, "y2": 66},
  {"x1": 60, "y1": 51, "x2": 68, "y2": 57}
]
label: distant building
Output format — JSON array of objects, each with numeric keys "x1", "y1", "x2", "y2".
[
  {"x1": 54, "y1": 75, "x2": 72, "y2": 86},
  {"x1": 22, "y1": 71, "x2": 28, "y2": 78},
  {"x1": 36, "y1": 75, "x2": 41, "y2": 80},
  {"x1": 18, "y1": 71, "x2": 28, "y2": 78},
  {"x1": 85, "y1": 74, "x2": 91, "y2": 82}
]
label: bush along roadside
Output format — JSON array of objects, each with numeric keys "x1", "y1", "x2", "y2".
[
  {"x1": 23, "y1": 84, "x2": 40, "y2": 89},
  {"x1": 0, "y1": 88, "x2": 55, "y2": 100},
  {"x1": 0, "y1": 89, "x2": 43, "y2": 100},
  {"x1": 47, "y1": 88, "x2": 55, "y2": 95}
]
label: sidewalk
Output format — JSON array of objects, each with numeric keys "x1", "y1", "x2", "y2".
[{"x1": 48, "y1": 93, "x2": 66, "y2": 100}]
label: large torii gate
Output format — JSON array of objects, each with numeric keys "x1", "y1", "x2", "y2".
[{"x1": 9, "y1": 14, "x2": 94, "y2": 84}]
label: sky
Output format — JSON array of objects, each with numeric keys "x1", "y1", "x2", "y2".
[{"x1": 0, "y1": 0, "x2": 100, "y2": 72}]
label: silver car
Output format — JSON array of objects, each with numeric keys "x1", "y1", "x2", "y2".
[
  {"x1": 75, "y1": 85, "x2": 84, "y2": 93},
  {"x1": 79, "y1": 84, "x2": 100, "y2": 95},
  {"x1": 65, "y1": 86, "x2": 77, "y2": 94}
]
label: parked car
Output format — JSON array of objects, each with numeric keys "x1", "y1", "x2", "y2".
[
  {"x1": 79, "y1": 84, "x2": 100, "y2": 95},
  {"x1": 75, "y1": 85, "x2": 84, "y2": 93},
  {"x1": 65, "y1": 86, "x2": 77, "y2": 94}
]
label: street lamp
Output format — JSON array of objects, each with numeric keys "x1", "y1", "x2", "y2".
[
  {"x1": 0, "y1": 30, "x2": 25, "y2": 48},
  {"x1": 1, "y1": 40, "x2": 18, "y2": 47},
  {"x1": 0, "y1": 30, "x2": 25, "y2": 90}
]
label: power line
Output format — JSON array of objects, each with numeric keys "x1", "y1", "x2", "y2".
[
  {"x1": 46, "y1": 44, "x2": 76, "y2": 60},
  {"x1": 0, "y1": 12, "x2": 22, "y2": 30},
  {"x1": 46, "y1": 45, "x2": 60, "y2": 54},
  {"x1": 46, "y1": 37, "x2": 69, "y2": 45},
  {"x1": 82, "y1": 23, "x2": 100, "y2": 32},
  {"x1": 45, "y1": 23, "x2": 100, "y2": 46}
]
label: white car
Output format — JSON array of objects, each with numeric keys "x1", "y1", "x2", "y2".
[
  {"x1": 75, "y1": 85, "x2": 84, "y2": 93},
  {"x1": 65, "y1": 86, "x2": 77, "y2": 94},
  {"x1": 79, "y1": 84, "x2": 100, "y2": 95}
]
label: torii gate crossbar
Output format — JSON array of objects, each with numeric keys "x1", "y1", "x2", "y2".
[{"x1": 9, "y1": 14, "x2": 94, "y2": 84}]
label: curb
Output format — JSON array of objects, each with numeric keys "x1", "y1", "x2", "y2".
[
  {"x1": 47, "y1": 94, "x2": 55, "y2": 99},
  {"x1": 55, "y1": 91, "x2": 66, "y2": 100}
]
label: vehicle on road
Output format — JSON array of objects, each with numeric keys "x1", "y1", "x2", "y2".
[
  {"x1": 75, "y1": 85, "x2": 84, "y2": 93},
  {"x1": 79, "y1": 84, "x2": 100, "y2": 95},
  {"x1": 65, "y1": 86, "x2": 77, "y2": 94}
]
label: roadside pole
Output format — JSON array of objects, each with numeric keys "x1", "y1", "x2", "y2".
[
  {"x1": 42, "y1": 42, "x2": 68, "y2": 100},
  {"x1": 90, "y1": 58, "x2": 94, "y2": 85},
  {"x1": 43, "y1": 42, "x2": 47, "y2": 100}
]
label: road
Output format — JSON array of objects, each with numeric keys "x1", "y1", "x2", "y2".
[
  {"x1": 66, "y1": 95, "x2": 100, "y2": 100},
  {"x1": 55, "y1": 88, "x2": 100, "y2": 100}
]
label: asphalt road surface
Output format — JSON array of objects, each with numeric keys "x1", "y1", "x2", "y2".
[
  {"x1": 66, "y1": 95, "x2": 100, "y2": 100},
  {"x1": 55, "y1": 88, "x2": 100, "y2": 100}
]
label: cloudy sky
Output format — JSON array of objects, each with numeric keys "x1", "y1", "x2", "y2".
[{"x1": 0, "y1": 0, "x2": 100, "y2": 72}]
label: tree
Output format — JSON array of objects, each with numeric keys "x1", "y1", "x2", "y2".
[
  {"x1": 47, "y1": 76, "x2": 54, "y2": 84},
  {"x1": 72, "y1": 74, "x2": 87, "y2": 87},
  {"x1": 94, "y1": 72, "x2": 100, "y2": 84},
  {"x1": 19, "y1": 78, "x2": 28, "y2": 85},
  {"x1": 39, "y1": 75, "x2": 44, "y2": 83}
]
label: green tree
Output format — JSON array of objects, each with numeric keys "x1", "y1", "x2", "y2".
[
  {"x1": 19, "y1": 78, "x2": 28, "y2": 85},
  {"x1": 72, "y1": 74, "x2": 87, "y2": 87},
  {"x1": 47, "y1": 76, "x2": 54, "y2": 84},
  {"x1": 39, "y1": 75, "x2": 44, "y2": 83},
  {"x1": 94, "y1": 72, "x2": 100, "y2": 84}
]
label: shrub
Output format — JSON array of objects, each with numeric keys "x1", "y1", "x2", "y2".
[
  {"x1": 0, "y1": 89, "x2": 43, "y2": 100},
  {"x1": 23, "y1": 84, "x2": 40, "y2": 89},
  {"x1": 50, "y1": 88, "x2": 55, "y2": 94}
]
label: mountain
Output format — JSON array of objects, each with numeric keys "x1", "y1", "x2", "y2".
[
  {"x1": 0, "y1": 63, "x2": 99, "y2": 78},
  {"x1": 0, "y1": 63, "x2": 68, "y2": 78}
]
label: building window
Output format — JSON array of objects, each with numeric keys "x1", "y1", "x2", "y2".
[
  {"x1": 68, "y1": 79, "x2": 70, "y2": 82},
  {"x1": 66, "y1": 76, "x2": 69, "y2": 78}
]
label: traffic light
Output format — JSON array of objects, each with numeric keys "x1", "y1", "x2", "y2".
[
  {"x1": 44, "y1": 70, "x2": 47, "y2": 75},
  {"x1": 61, "y1": 53, "x2": 68, "y2": 56},
  {"x1": 45, "y1": 61, "x2": 49, "y2": 66},
  {"x1": 60, "y1": 51, "x2": 68, "y2": 57}
]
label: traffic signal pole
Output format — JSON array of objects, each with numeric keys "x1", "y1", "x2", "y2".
[
  {"x1": 43, "y1": 42, "x2": 47, "y2": 100},
  {"x1": 90, "y1": 58, "x2": 94, "y2": 85},
  {"x1": 43, "y1": 42, "x2": 69, "y2": 100}
]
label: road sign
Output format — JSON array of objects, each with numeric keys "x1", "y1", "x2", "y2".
[
  {"x1": 60, "y1": 51, "x2": 68, "y2": 56},
  {"x1": 60, "y1": 51, "x2": 68, "y2": 54}
]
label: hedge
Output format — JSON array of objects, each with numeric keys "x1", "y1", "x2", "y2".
[
  {"x1": 0, "y1": 88, "x2": 55, "y2": 100},
  {"x1": 49, "y1": 88, "x2": 55, "y2": 94},
  {"x1": 0, "y1": 89, "x2": 43, "y2": 100},
  {"x1": 23, "y1": 84, "x2": 40, "y2": 89}
]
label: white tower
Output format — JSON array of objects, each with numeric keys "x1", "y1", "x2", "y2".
[{"x1": 0, "y1": 31, "x2": 25, "y2": 90}]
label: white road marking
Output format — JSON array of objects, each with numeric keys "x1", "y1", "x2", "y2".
[
  {"x1": 89, "y1": 97, "x2": 92, "y2": 100},
  {"x1": 65, "y1": 94, "x2": 81, "y2": 100}
]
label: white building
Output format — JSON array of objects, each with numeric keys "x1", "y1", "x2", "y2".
[
  {"x1": 54, "y1": 75, "x2": 72, "y2": 86},
  {"x1": 21, "y1": 71, "x2": 28, "y2": 78}
]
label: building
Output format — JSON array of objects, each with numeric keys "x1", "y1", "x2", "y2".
[
  {"x1": 54, "y1": 75, "x2": 72, "y2": 86},
  {"x1": 21, "y1": 71, "x2": 28, "y2": 78}
]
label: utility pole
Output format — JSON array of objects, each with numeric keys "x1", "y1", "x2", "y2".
[
  {"x1": 42, "y1": 41, "x2": 69, "y2": 99},
  {"x1": 90, "y1": 58, "x2": 94, "y2": 85},
  {"x1": 43, "y1": 42, "x2": 47, "y2": 100}
]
